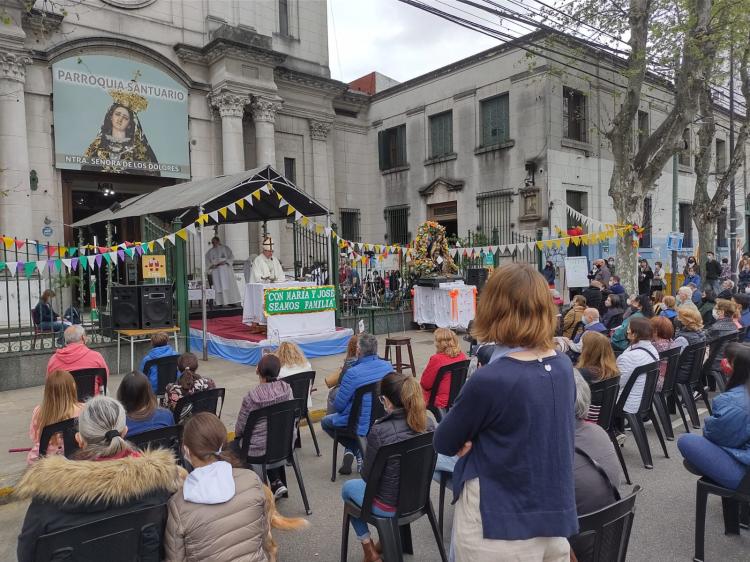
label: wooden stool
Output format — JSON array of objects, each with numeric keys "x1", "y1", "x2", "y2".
[{"x1": 384, "y1": 337, "x2": 416, "y2": 376}]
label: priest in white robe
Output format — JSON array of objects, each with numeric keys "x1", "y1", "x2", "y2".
[
  {"x1": 206, "y1": 237, "x2": 241, "y2": 306},
  {"x1": 249, "y1": 236, "x2": 285, "y2": 283}
]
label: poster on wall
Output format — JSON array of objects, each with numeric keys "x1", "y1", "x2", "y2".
[{"x1": 52, "y1": 55, "x2": 190, "y2": 179}]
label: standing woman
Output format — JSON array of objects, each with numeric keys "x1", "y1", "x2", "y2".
[
  {"x1": 638, "y1": 260, "x2": 654, "y2": 296},
  {"x1": 434, "y1": 263, "x2": 577, "y2": 561},
  {"x1": 27, "y1": 370, "x2": 83, "y2": 464},
  {"x1": 543, "y1": 260, "x2": 556, "y2": 287}
]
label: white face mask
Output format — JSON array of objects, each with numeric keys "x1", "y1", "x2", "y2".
[{"x1": 712, "y1": 309, "x2": 720, "y2": 320}]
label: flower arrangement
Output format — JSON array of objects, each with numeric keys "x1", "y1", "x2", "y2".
[{"x1": 412, "y1": 221, "x2": 458, "y2": 277}]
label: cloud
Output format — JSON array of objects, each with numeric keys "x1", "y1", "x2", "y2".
[{"x1": 328, "y1": 0, "x2": 500, "y2": 83}]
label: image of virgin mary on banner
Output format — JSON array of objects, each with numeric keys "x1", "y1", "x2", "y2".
[{"x1": 82, "y1": 88, "x2": 161, "y2": 176}]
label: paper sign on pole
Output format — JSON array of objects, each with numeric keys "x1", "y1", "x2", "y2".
[{"x1": 563, "y1": 256, "x2": 590, "y2": 288}]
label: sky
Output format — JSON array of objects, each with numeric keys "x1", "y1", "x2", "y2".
[{"x1": 327, "y1": 0, "x2": 501, "y2": 84}]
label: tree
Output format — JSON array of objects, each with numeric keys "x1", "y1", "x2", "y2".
[{"x1": 555, "y1": 0, "x2": 716, "y2": 294}]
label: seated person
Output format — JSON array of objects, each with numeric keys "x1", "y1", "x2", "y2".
[
  {"x1": 616, "y1": 317, "x2": 659, "y2": 417},
  {"x1": 650, "y1": 316, "x2": 678, "y2": 391},
  {"x1": 562, "y1": 295, "x2": 587, "y2": 339},
  {"x1": 276, "y1": 342, "x2": 313, "y2": 408},
  {"x1": 34, "y1": 289, "x2": 68, "y2": 346},
  {"x1": 62, "y1": 305, "x2": 82, "y2": 326},
  {"x1": 678, "y1": 345, "x2": 750, "y2": 489},
  {"x1": 611, "y1": 295, "x2": 653, "y2": 352},
  {"x1": 673, "y1": 307, "x2": 707, "y2": 384},
  {"x1": 326, "y1": 335, "x2": 359, "y2": 415},
  {"x1": 570, "y1": 370, "x2": 623, "y2": 560},
  {"x1": 117, "y1": 371, "x2": 174, "y2": 437},
  {"x1": 608, "y1": 276, "x2": 626, "y2": 295},
  {"x1": 27, "y1": 370, "x2": 83, "y2": 464},
  {"x1": 16, "y1": 396, "x2": 182, "y2": 562},
  {"x1": 46, "y1": 325, "x2": 109, "y2": 394},
  {"x1": 718, "y1": 279, "x2": 735, "y2": 300},
  {"x1": 419, "y1": 328, "x2": 467, "y2": 412},
  {"x1": 139, "y1": 332, "x2": 179, "y2": 393},
  {"x1": 677, "y1": 286, "x2": 700, "y2": 312},
  {"x1": 576, "y1": 332, "x2": 619, "y2": 385},
  {"x1": 569, "y1": 308, "x2": 608, "y2": 349},
  {"x1": 341, "y1": 373, "x2": 434, "y2": 562},
  {"x1": 322, "y1": 333, "x2": 392, "y2": 475},
  {"x1": 234, "y1": 355, "x2": 293, "y2": 498},
  {"x1": 705, "y1": 299, "x2": 739, "y2": 389},
  {"x1": 659, "y1": 295, "x2": 678, "y2": 320},
  {"x1": 162, "y1": 353, "x2": 216, "y2": 421},
  {"x1": 601, "y1": 294, "x2": 626, "y2": 330}
]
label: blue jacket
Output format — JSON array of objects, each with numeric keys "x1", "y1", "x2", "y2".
[
  {"x1": 434, "y1": 351, "x2": 578, "y2": 540},
  {"x1": 741, "y1": 308, "x2": 750, "y2": 341},
  {"x1": 704, "y1": 385, "x2": 750, "y2": 466},
  {"x1": 573, "y1": 321, "x2": 607, "y2": 343},
  {"x1": 660, "y1": 309, "x2": 677, "y2": 320},
  {"x1": 609, "y1": 283, "x2": 625, "y2": 295},
  {"x1": 139, "y1": 345, "x2": 178, "y2": 392},
  {"x1": 332, "y1": 354, "x2": 393, "y2": 434},
  {"x1": 683, "y1": 274, "x2": 702, "y2": 289}
]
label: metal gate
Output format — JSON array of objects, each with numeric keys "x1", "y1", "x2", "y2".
[{"x1": 293, "y1": 222, "x2": 329, "y2": 282}]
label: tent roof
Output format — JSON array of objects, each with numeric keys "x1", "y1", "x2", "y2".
[{"x1": 71, "y1": 165, "x2": 329, "y2": 227}]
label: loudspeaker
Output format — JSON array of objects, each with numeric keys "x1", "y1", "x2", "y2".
[
  {"x1": 111, "y1": 285, "x2": 141, "y2": 329},
  {"x1": 140, "y1": 284, "x2": 174, "y2": 329},
  {"x1": 465, "y1": 267, "x2": 489, "y2": 292}
]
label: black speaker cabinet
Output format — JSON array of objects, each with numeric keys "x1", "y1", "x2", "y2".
[
  {"x1": 140, "y1": 284, "x2": 174, "y2": 329},
  {"x1": 111, "y1": 285, "x2": 141, "y2": 330},
  {"x1": 465, "y1": 267, "x2": 489, "y2": 292}
]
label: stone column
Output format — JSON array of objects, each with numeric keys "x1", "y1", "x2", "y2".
[
  {"x1": 250, "y1": 96, "x2": 283, "y2": 253},
  {"x1": 209, "y1": 90, "x2": 250, "y2": 260},
  {"x1": 0, "y1": 50, "x2": 32, "y2": 238},
  {"x1": 309, "y1": 119, "x2": 333, "y2": 211}
]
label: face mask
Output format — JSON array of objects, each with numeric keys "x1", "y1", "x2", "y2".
[{"x1": 712, "y1": 309, "x2": 720, "y2": 320}]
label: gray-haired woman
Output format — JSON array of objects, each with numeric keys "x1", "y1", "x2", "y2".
[{"x1": 15, "y1": 396, "x2": 184, "y2": 562}]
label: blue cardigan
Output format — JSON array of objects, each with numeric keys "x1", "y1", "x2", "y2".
[
  {"x1": 704, "y1": 385, "x2": 750, "y2": 466},
  {"x1": 434, "y1": 351, "x2": 578, "y2": 540},
  {"x1": 331, "y1": 354, "x2": 393, "y2": 435}
]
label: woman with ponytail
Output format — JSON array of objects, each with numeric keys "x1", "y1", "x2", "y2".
[
  {"x1": 162, "y1": 352, "x2": 216, "y2": 420},
  {"x1": 16, "y1": 396, "x2": 183, "y2": 562},
  {"x1": 340, "y1": 372, "x2": 434, "y2": 562}
]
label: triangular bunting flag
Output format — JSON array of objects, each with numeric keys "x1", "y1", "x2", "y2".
[
  {"x1": 125, "y1": 247, "x2": 135, "y2": 258},
  {"x1": 148, "y1": 241, "x2": 155, "y2": 252},
  {"x1": 236, "y1": 198, "x2": 245, "y2": 210},
  {"x1": 277, "y1": 198, "x2": 287, "y2": 209},
  {"x1": 70, "y1": 258, "x2": 79, "y2": 271},
  {"x1": 186, "y1": 223, "x2": 197, "y2": 234},
  {"x1": 6, "y1": 261, "x2": 17, "y2": 277},
  {"x1": 208, "y1": 211, "x2": 219, "y2": 223},
  {"x1": 287, "y1": 205, "x2": 295, "y2": 216},
  {"x1": 62, "y1": 258, "x2": 72, "y2": 271},
  {"x1": 95, "y1": 254, "x2": 103, "y2": 268},
  {"x1": 294, "y1": 211, "x2": 302, "y2": 221},
  {"x1": 176, "y1": 229, "x2": 188, "y2": 241},
  {"x1": 103, "y1": 253, "x2": 112, "y2": 265},
  {"x1": 315, "y1": 224, "x2": 324, "y2": 234},
  {"x1": 2, "y1": 237, "x2": 13, "y2": 250},
  {"x1": 69, "y1": 247, "x2": 78, "y2": 257},
  {"x1": 135, "y1": 245, "x2": 144, "y2": 256},
  {"x1": 536, "y1": 241, "x2": 544, "y2": 250},
  {"x1": 301, "y1": 217, "x2": 309, "y2": 226},
  {"x1": 276, "y1": 192, "x2": 282, "y2": 201},
  {"x1": 14, "y1": 239, "x2": 24, "y2": 250},
  {"x1": 261, "y1": 183, "x2": 271, "y2": 194},
  {"x1": 24, "y1": 262, "x2": 36, "y2": 278},
  {"x1": 35, "y1": 260, "x2": 47, "y2": 274},
  {"x1": 166, "y1": 234, "x2": 176, "y2": 246},
  {"x1": 218, "y1": 207, "x2": 228, "y2": 219},
  {"x1": 252, "y1": 191, "x2": 261, "y2": 201},
  {"x1": 227, "y1": 203, "x2": 237, "y2": 215},
  {"x1": 46, "y1": 246, "x2": 57, "y2": 257},
  {"x1": 156, "y1": 238, "x2": 166, "y2": 249},
  {"x1": 117, "y1": 249, "x2": 125, "y2": 262},
  {"x1": 324, "y1": 227, "x2": 332, "y2": 237}
]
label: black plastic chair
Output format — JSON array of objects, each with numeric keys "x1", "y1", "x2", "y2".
[
  {"x1": 143, "y1": 355, "x2": 179, "y2": 396},
  {"x1": 284, "y1": 371, "x2": 321, "y2": 456},
  {"x1": 173, "y1": 388, "x2": 225, "y2": 423},
  {"x1": 589, "y1": 377, "x2": 630, "y2": 485},
  {"x1": 569, "y1": 486, "x2": 642, "y2": 562},
  {"x1": 426, "y1": 359, "x2": 470, "y2": 422},
  {"x1": 331, "y1": 382, "x2": 385, "y2": 482},
  {"x1": 128, "y1": 425, "x2": 184, "y2": 464},
  {"x1": 692, "y1": 467, "x2": 750, "y2": 561},
  {"x1": 38, "y1": 417, "x2": 80, "y2": 458},
  {"x1": 653, "y1": 347, "x2": 683, "y2": 441},
  {"x1": 675, "y1": 341, "x2": 710, "y2": 431},
  {"x1": 238, "y1": 399, "x2": 312, "y2": 515},
  {"x1": 340, "y1": 432, "x2": 447, "y2": 562},
  {"x1": 33, "y1": 503, "x2": 167, "y2": 562},
  {"x1": 70, "y1": 367, "x2": 108, "y2": 401},
  {"x1": 701, "y1": 331, "x2": 738, "y2": 393},
  {"x1": 615, "y1": 361, "x2": 669, "y2": 470}
]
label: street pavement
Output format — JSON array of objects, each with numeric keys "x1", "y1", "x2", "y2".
[{"x1": 0, "y1": 331, "x2": 748, "y2": 560}]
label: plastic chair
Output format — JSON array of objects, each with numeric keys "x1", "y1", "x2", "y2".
[
  {"x1": 437, "y1": 470, "x2": 452, "y2": 539},
  {"x1": 701, "y1": 331, "x2": 738, "y2": 393},
  {"x1": 283, "y1": 371, "x2": 321, "y2": 456},
  {"x1": 426, "y1": 359, "x2": 470, "y2": 422},
  {"x1": 173, "y1": 388, "x2": 225, "y2": 423},
  {"x1": 692, "y1": 467, "x2": 750, "y2": 562},
  {"x1": 238, "y1": 398, "x2": 312, "y2": 515},
  {"x1": 128, "y1": 425, "x2": 184, "y2": 464},
  {"x1": 340, "y1": 432, "x2": 447, "y2": 562},
  {"x1": 652, "y1": 347, "x2": 683, "y2": 441},
  {"x1": 675, "y1": 341, "x2": 710, "y2": 431},
  {"x1": 38, "y1": 418, "x2": 80, "y2": 458},
  {"x1": 70, "y1": 368, "x2": 108, "y2": 401},
  {"x1": 143, "y1": 355, "x2": 179, "y2": 396},
  {"x1": 615, "y1": 361, "x2": 669, "y2": 470},
  {"x1": 33, "y1": 503, "x2": 167, "y2": 562},
  {"x1": 331, "y1": 382, "x2": 385, "y2": 482},
  {"x1": 589, "y1": 377, "x2": 630, "y2": 485},
  {"x1": 569, "y1": 486, "x2": 642, "y2": 562}
]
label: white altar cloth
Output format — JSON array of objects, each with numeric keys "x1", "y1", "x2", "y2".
[{"x1": 413, "y1": 281, "x2": 476, "y2": 330}]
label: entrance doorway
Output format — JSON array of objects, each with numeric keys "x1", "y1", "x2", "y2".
[{"x1": 427, "y1": 201, "x2": 458, "y2": 239}]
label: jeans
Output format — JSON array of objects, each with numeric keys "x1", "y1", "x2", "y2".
[
  {"x1": 321, "y1": 414, "x2": 361, "y2": 456},
  {"x1": 704, "y1": 279, "x2": 721, "y2": 294},
  {"x1": 39, "y1": 321, "x2": 67, "y2": 344},
  {"x1": 341, "y1": 478, "x2": 395, "y2": 540},
  {"x1": 678, "y1": 433, "x2": 747, "y2": 489}
]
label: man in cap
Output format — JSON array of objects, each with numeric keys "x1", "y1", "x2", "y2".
[{"x1": 249, "y1": 236, "x2": 285, "y2": 284}]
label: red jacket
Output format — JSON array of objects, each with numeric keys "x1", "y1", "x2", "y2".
[
  {"x1": 419, "y1": 352, "x2": 467, "y2": 408},
  {"x1": 46, "y1": 343, "x2": 109, "y2": 394}
]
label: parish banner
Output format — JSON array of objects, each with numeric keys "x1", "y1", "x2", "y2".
[{"x1": 264, "y1": 285, "x2": 337, "y2": 316}]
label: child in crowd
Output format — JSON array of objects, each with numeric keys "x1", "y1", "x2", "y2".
[
  {"x1": 117, "y1": 371, "x2": 174, "y2": 436},
  {"x1": 139, "y1": 332, "x2": 179, "y2": 393},
  {"x1": 162, "y1": 353, "x2": 216, "y2": 421}
]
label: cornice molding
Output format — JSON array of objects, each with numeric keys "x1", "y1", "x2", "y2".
[
  {"x1": 175, "y1": 38, "x2": 286, "y2": 68},
  {"x1": 274, "y1": 66, "x2": 346, "y2": 96}
]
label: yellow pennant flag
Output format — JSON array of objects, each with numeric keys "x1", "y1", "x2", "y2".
[
  {"x1": 301, "y1": 216, "x2": 309, "y2": 226},
  {"x1": 315, "y1": 224, "x2": 324, "y2": 234},
  {"x1": 176, "y1": 229, "x2": 188, "y2": 241},
  {"x1": 536, "y1": 241, "x2": 544, "y2": 250},
  {"x1": 554, "y1": 239, "x2": 562, "y2": 249},
  {"x1": 218, "y1": 207, "x2": 228, "y2": 219},
  {"x1": 544, "y1": 240, "x2": 553, "y2": 249},
  {"x1": 148, "y1": 241, "x2": 155, "y2": 252},
  {"x1": 2, "y1": 237, "x2": 12, "y2": 250},
  {"x1": 571, "y1": 236, "x2": 581, "y2": 246},
  {"x1": 287, "y1": 205, "x2": 296, "y2": 216},
  {"x1": 253, "y1": 190, "x2": 261, "y2": 200},
  {"x1": 236, "y1": 198, "x2": 245, "y2": 210}
]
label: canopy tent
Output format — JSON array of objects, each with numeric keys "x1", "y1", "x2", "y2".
[
  {"x1": 72, "y1": 165, "x2": 329, "y2": 227},
  {"x1": 72, "y1": 165, "x2": 332, "y2": 361}
]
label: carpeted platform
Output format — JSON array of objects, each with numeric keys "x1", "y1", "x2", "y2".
[{"x1": 189, "y1": 315, "x2": 264, "y2": 343}]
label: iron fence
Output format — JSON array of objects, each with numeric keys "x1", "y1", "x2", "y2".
[
  {"x1": 453, "y1": 231, "x2": 541, "y2": 272},
  {"x1": 292, "y1": 222, "x2": 330, "y2": 283}
]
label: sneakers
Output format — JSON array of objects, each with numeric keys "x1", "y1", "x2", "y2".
[
  {"x1": 339, "y1": 450, "x2": 354, "y2": 475},
  {"x1": 271, "y1": 479, "x2": 288, "y2": 499},
  {"x1": 616, "y1": 432, "x2": 627, "y2": 446},
  {"x1": 356, "y1": 451, "x2": 364, "y2": 473}
]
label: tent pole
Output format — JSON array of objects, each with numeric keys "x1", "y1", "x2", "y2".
[{"x1": 199, "y1": 205, "x2": 208, "y2": 361}]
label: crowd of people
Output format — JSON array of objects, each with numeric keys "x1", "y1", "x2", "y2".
[{"x1": 16, "y1": 254, "x2": 750, "y2": 562}]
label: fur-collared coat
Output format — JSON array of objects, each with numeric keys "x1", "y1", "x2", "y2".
[{"x1": 15, "y1": 449, "x2": 184, "y2": 562}]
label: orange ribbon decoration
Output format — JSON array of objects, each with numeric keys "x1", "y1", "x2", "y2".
[{"x1": 449, "y1": 289, "x2": 459, "y2": 322}]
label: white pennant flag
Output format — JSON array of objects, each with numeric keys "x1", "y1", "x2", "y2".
[
  {"x1": 244, "y1": 195, "x2": 254, "y2": 206},
  {"x1": 294, "y1": 211, "x2": 302, "y2": 221},
  {"x1": 278, "y1": 198, "x2": 287, "y2": 208},
  {"x1": 62, "y1": 258, "x2": 72, "y2": 271},
  {"x1": 186, "y1": 223, "x2": 197, "y2": 234},
  {"x1": 166, "y1": 233, "x2": 176, "y2": 245},
  {"x1": 156, "y1": 238, "x2": 166, "y2": 249},
  {"x1": 227, "y1": 203, "x2": 237, "y2": 215},
  {"x1": 118, "y1": 243, "x2": 127, "y2": 250},
  {"x1": 36, "y1": 260, "x2": 47, "y2": 274},
  {"x1": 6, "y1": 262, "x2": 17, "y2": 277},
  {"x1": 324, "y1": 227, "x2": 332, "y2": 237},
  {"x1": 498, "y1": 245, "x2": 507, "y2": 254},
  {"x1": 208, "y1": 211, "x2": 219, "y2": 223},
  {"x1": 261, "y1": 183, "x2": 271, "y2": 194},
  {"x1": 109, "y1": 251, "x2": 119, "y2": 264}
]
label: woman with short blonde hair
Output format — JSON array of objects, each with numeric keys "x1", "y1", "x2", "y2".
[
  {"x1": 435, "y1": 264, "x2": 577, "y2": 561},
  {"x1": 673, "y1": 306, "x2": 707, "y2": 385},
  {"x1": 275, "y1": 341, "x2": 312, "y2": 406},
  {"x1": 419, "y1": 328, "x2": 467, "y2": 413}
]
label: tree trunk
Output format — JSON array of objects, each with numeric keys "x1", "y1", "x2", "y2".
[{"x1": 692, "y1": 84, "x2": 718, "y2": 258}]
